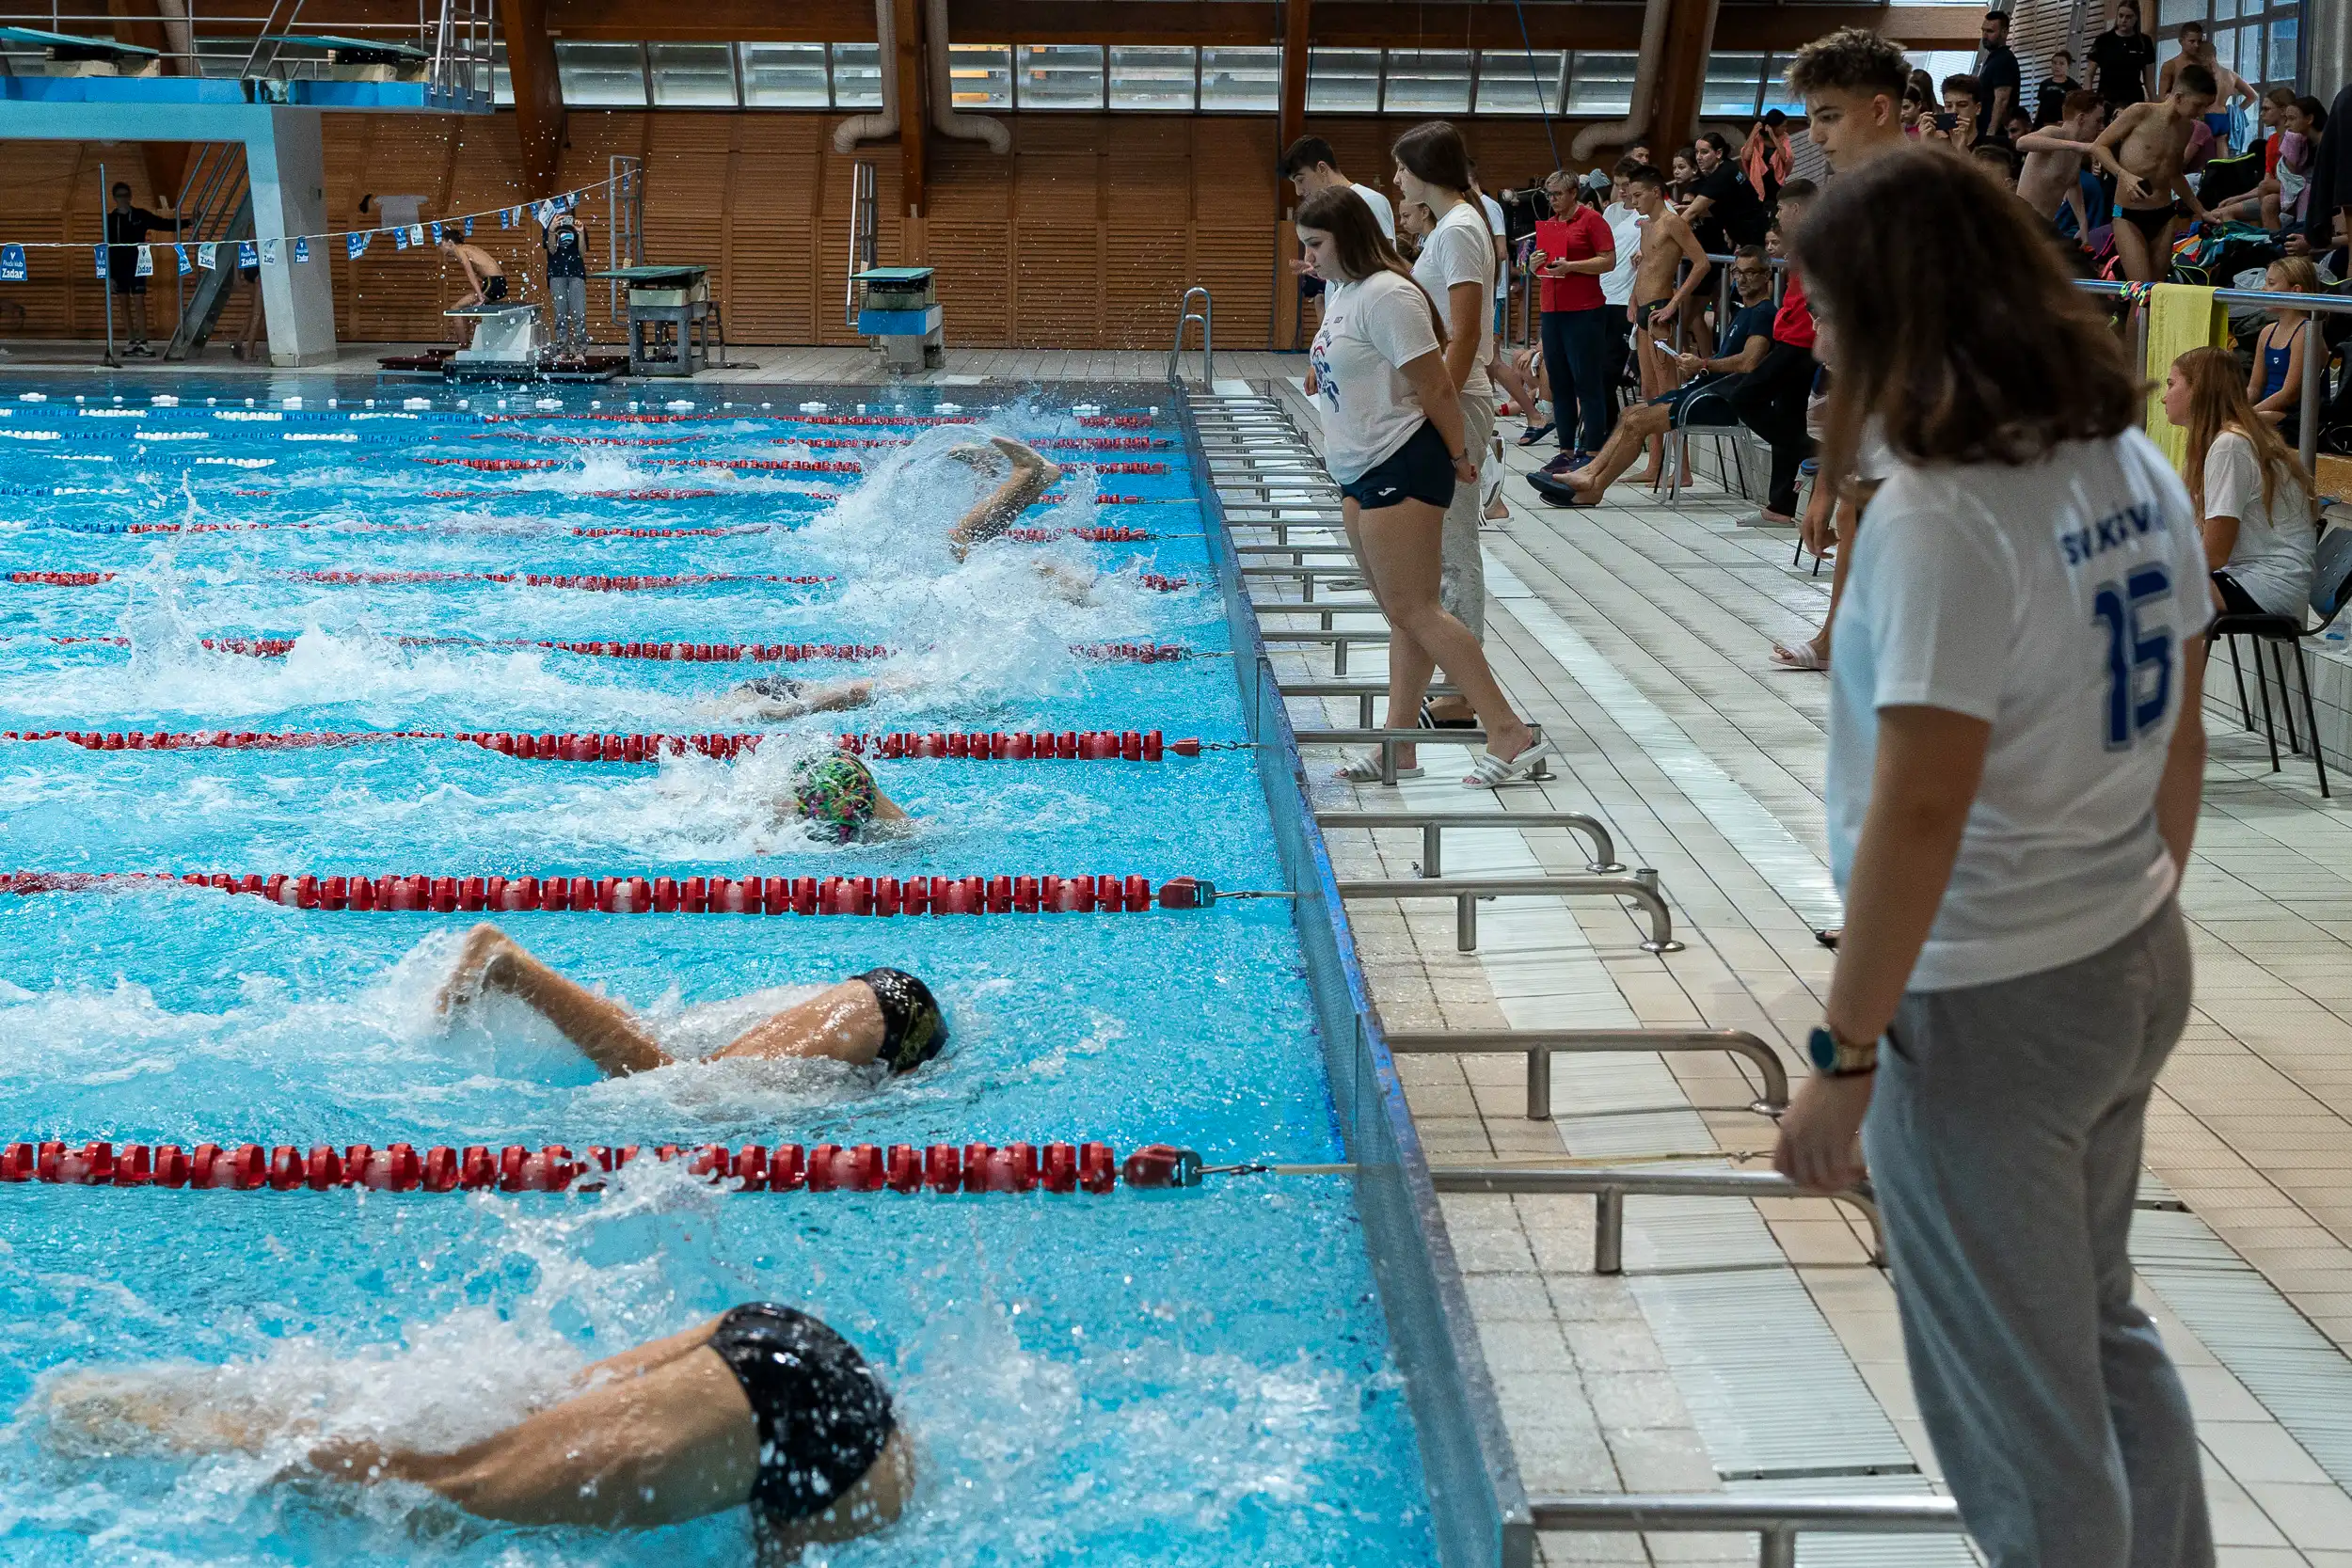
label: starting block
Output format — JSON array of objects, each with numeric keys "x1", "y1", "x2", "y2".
[
  {"x1": 854, "y1": 266, "x2": 945, "y2": 373},
  {"x1": 445, "y1": 302, "x2": 544, "y2": 372}
]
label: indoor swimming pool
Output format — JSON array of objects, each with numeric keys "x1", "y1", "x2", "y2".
[{"x1": 0, "y1": 380, "x2": 1440, "y2": 1565}]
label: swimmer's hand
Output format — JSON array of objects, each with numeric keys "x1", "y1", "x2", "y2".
[{"x1": 437, "y1": 923, "x2": 516, "y2": 1018}]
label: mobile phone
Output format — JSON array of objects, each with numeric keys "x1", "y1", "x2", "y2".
[
  {"x1": 1934, "y1": 112, "x2": 1959, "y2": 132},
  {"x1": 1651, "y1": 338, "x2": 1677, "y2": 355}
]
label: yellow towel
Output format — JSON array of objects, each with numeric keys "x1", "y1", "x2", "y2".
[{"x1": 2142, "y1": 284, "x2": 2228, "y2": 467}]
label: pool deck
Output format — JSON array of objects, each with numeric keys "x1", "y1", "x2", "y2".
[{"x1": 13, "y1": 339, "x2": 2352, "y2": 1564}]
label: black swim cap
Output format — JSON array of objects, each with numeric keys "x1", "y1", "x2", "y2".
[{"x1": 857, "y1": 967, "x2": 947, "y2": 1073}]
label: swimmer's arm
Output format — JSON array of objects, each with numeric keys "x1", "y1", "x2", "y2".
[{"x1": 475, "y1": 934, "x2": 675, "y2": 1075}]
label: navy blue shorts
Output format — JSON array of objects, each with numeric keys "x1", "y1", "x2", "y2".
[{"x1": 1343, "y1": 420, "x2": 1456, "y2": 510}]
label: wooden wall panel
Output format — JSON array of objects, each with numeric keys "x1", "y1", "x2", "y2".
[{"x1": 9, "y1": 112, "x2": 1604, "y2": 351}]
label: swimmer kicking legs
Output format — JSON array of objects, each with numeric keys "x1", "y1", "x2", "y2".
[
  {"x1": 439, "y1": 924, "x2": 948, "y2": 1075},
  {"x1": 946, "y1": 436, "x2": 1062, "y2": 557}
]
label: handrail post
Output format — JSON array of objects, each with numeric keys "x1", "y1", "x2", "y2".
[
  {"x1": 1595, "y1": 1186, "x2": 1625, "y2": 1274},
  {"x1": 1526, "y1": 1045, "x2": 1550, "y2": 1119},
  {"x1": 98, "y1": 159, "x2": 118, "y2": 370},
  {"x1": 2299, "y1": 311, "x2": 2324, "y2": 473},
  {"x1": 1457, "y1": 890, "x2": 1477, "y2": 951},
  {"x1": 1422, "y1": 823, "x2": 1443, "y2": 879},
  {"x1": 1759, "y1": 1525, "x2": 1798, "y2": 1568}
]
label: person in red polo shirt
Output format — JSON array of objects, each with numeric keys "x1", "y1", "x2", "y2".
[{"x1": 1529, "y1": 172, "x2": 1620, "y2": 468}]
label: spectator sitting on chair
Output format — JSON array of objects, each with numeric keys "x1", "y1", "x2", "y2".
[
  {"x1": 1537, "y1": 246, "x2": 1777, "y2": 508},
  {"x1": 104, "y1": 182, "x2": 176, "y2": 358},
  {"x1": 1727, "y1": 179, "x2": 1824, "y2": 528},
  {"x1": 2164, "y1": 344, "x2": 2316, "y2": 626}
]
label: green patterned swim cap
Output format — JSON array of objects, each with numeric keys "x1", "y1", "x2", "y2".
[{"x1": 790, "y1": 752, "x2": 880, "y2": 841}]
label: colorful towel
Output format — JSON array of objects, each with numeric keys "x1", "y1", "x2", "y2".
[{"x1": 2142, "y1": 283, "x2": 2227, "y2": 467}]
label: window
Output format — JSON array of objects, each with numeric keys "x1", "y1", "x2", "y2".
[
  {"x1": 830, "y1": 41, "x2": 883, "y2": 108},
  {"x1": 740, "y1": 42, "x2": 830, "y2": 107},
  {"x1": 648, "y1": 42, "x2": 735, "y2": 106},
  {"x1": 2269, "y1": 16, "x2": 2298, "y2": 81},
  {"x1": 1475, "y1": 49, "x2": 1564, "y2": 115},
  {"x1": 1110, "y1": 44, "x2": 1196, "y2": 110},
  {"x1": 491, "y1": 41, "x2": 512, "y2": 105},
  {"x1": 1383, "y1": 49, "x2": 1471, "y2": 113},
  {"x1": 1200, "y1": 46, "x2": 1279, "y2": 112},
  {"x1": 1564, "y1": 52, "x2": 1636, "y2": 116},
  {"x1": 555, "y1": 40, "x2": 646, "y2": 107},
  {"x1": 1016, "y1": 43, "x2": 1104, "y2": 109},
  {"x1": 1703, "y1": 52, "x2": 1768, "y2": 118},
  {"x1": 1306, "y1": 48, "x2": 1380, "y2": 112},
  {"x1": 2161, "y1": 0, "x2": 2204, "y2": 24},
  {"x1": 2161, "y1": 0, "x2": 2302, "y2": 90},
  {"x1": 949, "y1": 43, "x2": 1011, "y2": 108}
]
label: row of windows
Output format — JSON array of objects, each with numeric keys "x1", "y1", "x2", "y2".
[{"x1": 504, "y1": 40, "x2": 1808, "y2": 118}]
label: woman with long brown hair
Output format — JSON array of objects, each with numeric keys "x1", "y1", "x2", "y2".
[
  {"x1": 2163, "y1": 344, "x2": 2318, "y2": 620},
  {"x1": 1297, "y1": 183, "x2": 1548, "y2": 785},
  {"x1": 1771, "y1": 146, "x2": 2216, "y2": 1567}
]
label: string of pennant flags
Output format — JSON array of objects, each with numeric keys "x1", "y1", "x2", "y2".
[{"x1": 0, "y1": 175, "x2": 619, "y2": 285}]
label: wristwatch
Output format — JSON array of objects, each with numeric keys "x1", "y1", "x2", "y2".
[{"x1": 1807, "y1": 1023, "x2": 1879, "y2": 1077}]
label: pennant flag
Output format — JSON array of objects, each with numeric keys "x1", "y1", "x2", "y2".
[
  {"x1": 346, "y1": 230, "x2": 372, "y2": 260},
  {"x1": 0, "y1": 245, "x2": 25, "y2": 284},
  {"x1": 174, "y1": 244, "x2": 192, "y2": 275},
  {"x1": 135, "y1": 245, "x2": 153, "y2": 277},
  {"x1": 392, "y1": 227, "x2": 408, "y2": 251},
  {"x1": 429, "y1": 221, "x2": 444, "y2": 244},
  {"x1": 406, "y1": 224, "x2": 425, "y2": 245},
  {"x1": 557, "y1": 192, "x2": 574, "y2": 212},
  {"x1": 91, "y1": 245, "x2": 107, "y2": 279},
  {"x1": 198, "y1": 242, "x2": 217, "y2": 270},
  {"x1": 463, "y1": 215, "x2": 474, "y2": 237},
  {"x1": 239, "y1": 240, "x2": 260, "y2": 269},
  {"x1": 293, "y1": 236, "x2": 310, "y2": 263},
  {"x1": 535, "y1": 200, "x2": 555, "y2": 226},
  {"x1": 501, "y1": 206, "x2": 515, "y2": 229}
]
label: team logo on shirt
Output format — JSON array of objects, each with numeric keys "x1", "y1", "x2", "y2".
[{"x1": 2058, "y1": 500, "x2": 2169, "y2": 568}]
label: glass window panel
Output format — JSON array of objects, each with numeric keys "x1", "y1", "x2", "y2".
[
  {"x1": 740, "y1": 43, "x2": 830, "y2": 107},
  {"x1": 1015, "y1": 42, "x2": 1104, "y2": 109},
  {"x1": 555, "y1": 40, "x2": 645, "y2": 107},
  {"x1": 2214, "y1": 0, "x2": 2239, "y2": 21},
  {"x1": 491, "y1": 40, "x2": 512, "y2": 105},
  {"x1": 1200, "y1": 45, "x2": 1279, "y2": 111},
  {"x1": 1761, "y1": 53, "x2": 1804, "y2": 116},
  {"x1": 947, "y1": 42, "x2": 1010, "y2": 107},
  {"x1": 648, "y1": 42, "x2": 736, "y2": 106},
  {"x1": 1702, "y1": 51, "x2": 1767, "y2": 117},
  {"x1": 1564, "y1": 51, "x2": 1636, "y2": 116},
  {"x1": 2158, "y1": 0, "x2": 2203, "y2": 25},
  {"x1": 2239, "y1": 23, "x2": 2264, "y2": 80},
  {"x1": 1383, "y1": 49, "x2": 1471, "y2": 113},
  {"x1": 1306, "y1": 48, "x2": 1380, "y2": 112},
  {"x1": 2213, "y1": 28, "x2": 2236, "y2": 71},
  {"x1": 2269, "y1": 17, "x2": 2298, "y2": 84},
  {"x1": 1109, "y1": 44, "x2": 1195, "y2": 110},
  {"x1": 831, "y1": 41, "x2": 882, "y2": 108},
  {"x1": 1474, "y1": 49, "x2": 1563, "y2": 114}
]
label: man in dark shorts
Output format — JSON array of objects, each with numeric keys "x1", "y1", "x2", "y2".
[
  {"x1": 437, "y1": 235, "x2": 510, "y2": 345},
  {"x1": 40, "y1": 1305, "x2": 913, "y2": 1553},
  {"x1": 2088, "y1": 0, "x2": 2157, "y2": 116},
  {"x1": 105, "y1": 182, "x2": 176, "y2": 357},
  {"x1": 2091, "y1": 63, "x2": 2217, "y2": 282}
]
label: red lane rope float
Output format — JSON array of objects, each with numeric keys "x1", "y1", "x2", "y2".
[
  {"x1": 36, "y1": 636, "x2": 1188, "y2": 664},
  {"x1": 787, "y1": 415, "x2": 979, "y2": 427},
  {"x1": 664, "y1": 458, "x2": 863, "y2": 473},
  {"x1": 1077, "y1": 415, "x2": 1156, "y2": 428},
  {"x1": 1001, "y1": 526, "x2": 1158, "y2": 543},
  {"x1": 571, "y1": 525, "x2": 775, "y2": 538},
  {"x1": 8, "y1": 571, "x2": 115, "y2": 586},
  {"x1": 471, "y1": 433, "x2": 707, "y2": 447},
  {"x1": 0, "y1": 869, "x2": 1218, "y2": 915},
  {"x1": 415, "y1": 457, "x2": 564, "y2": 471},
  {"x1": 3, "y1": 728, "x2": 1205, "y2": 763},
  {"x1": 424, "y1": 486, "x2": 726, "y2": 500},
  {"x1": 1136, "y1": 574, "x2": 1190, "y2": 593},
  {"x1": 285, "y1": 571, "x2": 834, "y2": 591},
  {"x1": 1, "y1": 1138, "x2": 1205, "y2": 1195}
]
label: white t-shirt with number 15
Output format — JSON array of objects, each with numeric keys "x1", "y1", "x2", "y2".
[{"x1": 1824, "y1": 427, "x2": 2210, "y2": 992}]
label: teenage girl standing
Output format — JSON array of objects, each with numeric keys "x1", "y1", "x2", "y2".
[
  {"x1": 1299, "y1": 185, "x2": 1549, "y2": 786},
  {"x1": 1773, "y1": 147, "x2": 2215, "y2": 1568}
]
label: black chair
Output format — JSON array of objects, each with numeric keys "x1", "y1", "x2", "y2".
[{"x1": 2212, "y1": 527, "x2": 2352, "y2": 798}]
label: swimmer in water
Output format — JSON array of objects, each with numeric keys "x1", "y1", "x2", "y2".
[
  {"x1": 773, "y1": 752, "x2": 906, "y2": 841},
  {"x1": 946, "y1": 436, "x2": 1061, "y2": 558},
  {"x1": 438, "y1": 923, "x2": 948, "y2": 1077},
  {"x1": 713, "y1": 674, "x2": 882, "y2": 721},
  {"x1": 40, "y1": 1304, "x2": 913, "y2": 1560}
]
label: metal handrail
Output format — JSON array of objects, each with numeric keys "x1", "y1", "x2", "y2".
[
  {"x1": 1293, "y1": 726, "x2": 1550, "y2": 785},
  {"x1": 2074, "y1": 276, "x2": 2336, "y2": 469},
  {"x1": 1428, "y1": 1164, "x2": 1881, "y2": 1273},
  {"x1": 1281, "y1": 678, "x2": 1456, "y2": 726},
  {"x1": 1316, "y1": 809, "x2": 1622, "y2": 876},
  {"x1": 1262, "y1": 628, "x2": 1387, "y2": 674},
  {"x1": 1386, "y1": 1028, "x2": 1788, "y2": 1120},
  {"x1": 1336, "y1": 871, "x2": 1677, "y2": 953},
  {"x1": 844, "y1": 160, "x2": 876, "y2": 330},
  {"x1": 1169, "y1": 284, "x2": 1215, "y2": 387},
  {"x1": 1528, "y1": 1494, "x2": 1964, "y2": 1567}
]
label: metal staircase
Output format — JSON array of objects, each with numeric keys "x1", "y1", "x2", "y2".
[{"x1": 163, "y1": 142, "x2": 254, "y2": 361}]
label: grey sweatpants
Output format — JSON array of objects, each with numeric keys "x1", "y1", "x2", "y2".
[
  {"x1": 549, "y1": 274, "x2": 587, "y2": 354},
  {"x1": 1862, "y1": 900, "x2": 2212, "y2": 1568},
  {"x1": 1438, "y1": 392, "x2": 1495, "y2": 638}
]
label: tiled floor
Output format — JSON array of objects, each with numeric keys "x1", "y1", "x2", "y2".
[{"x1": 1248, "y1": 373, "x2": 2352, "y2": 1565}]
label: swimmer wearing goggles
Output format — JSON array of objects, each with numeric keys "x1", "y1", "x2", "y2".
[
  {"x1": 439, "y1": 924, "x2": 949, "y2": 1077},
  {"x1": 42, "y1": 1304, "x2": 912, "y2": 1556}
]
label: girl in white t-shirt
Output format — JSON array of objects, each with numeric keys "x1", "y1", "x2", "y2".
[
  {"x1": 1772, "y1": 148, "x2": 2216, "y2": 1567},
  {"x1": 2162, "y1": 345, "x2": 2318, "y2": 622},
  {"x1": 1297, "y1": 184, "x2": 1549, "y2": 786}
]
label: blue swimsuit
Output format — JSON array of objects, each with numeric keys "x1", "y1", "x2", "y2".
[{"x1": 2260, "y1": 331, "x2": 2294, "y2": 401}]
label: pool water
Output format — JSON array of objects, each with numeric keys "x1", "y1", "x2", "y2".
[{"x1": 0, "y1": 380, "x2": 1437, "y2": 1566}]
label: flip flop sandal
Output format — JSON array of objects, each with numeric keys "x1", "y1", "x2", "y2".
[
  {"x1": 1770, "y1": 641, "x2": 1828, "y2": 672},
  {"x1": 1515, "y1": 421, "x2": 1556, "y2": 447},
  {"x1": 1340, "y1": 750, "x2": 1422, "y2": 783},
  {"x1": 1815, "y1": 927, "x2": 1842, "y2": 951},
  {"x1": 1463, "y1": 733, "x2": 1556, "y2": 789}
]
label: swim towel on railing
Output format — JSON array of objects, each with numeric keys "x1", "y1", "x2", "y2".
[{"x1": 2141, "y1": 283, "x2": 2228, "y2": 467}]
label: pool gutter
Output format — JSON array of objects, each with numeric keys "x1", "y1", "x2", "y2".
[{"x1": 1172, "y1": 382, "x2": 1534, "y2": 1568}]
